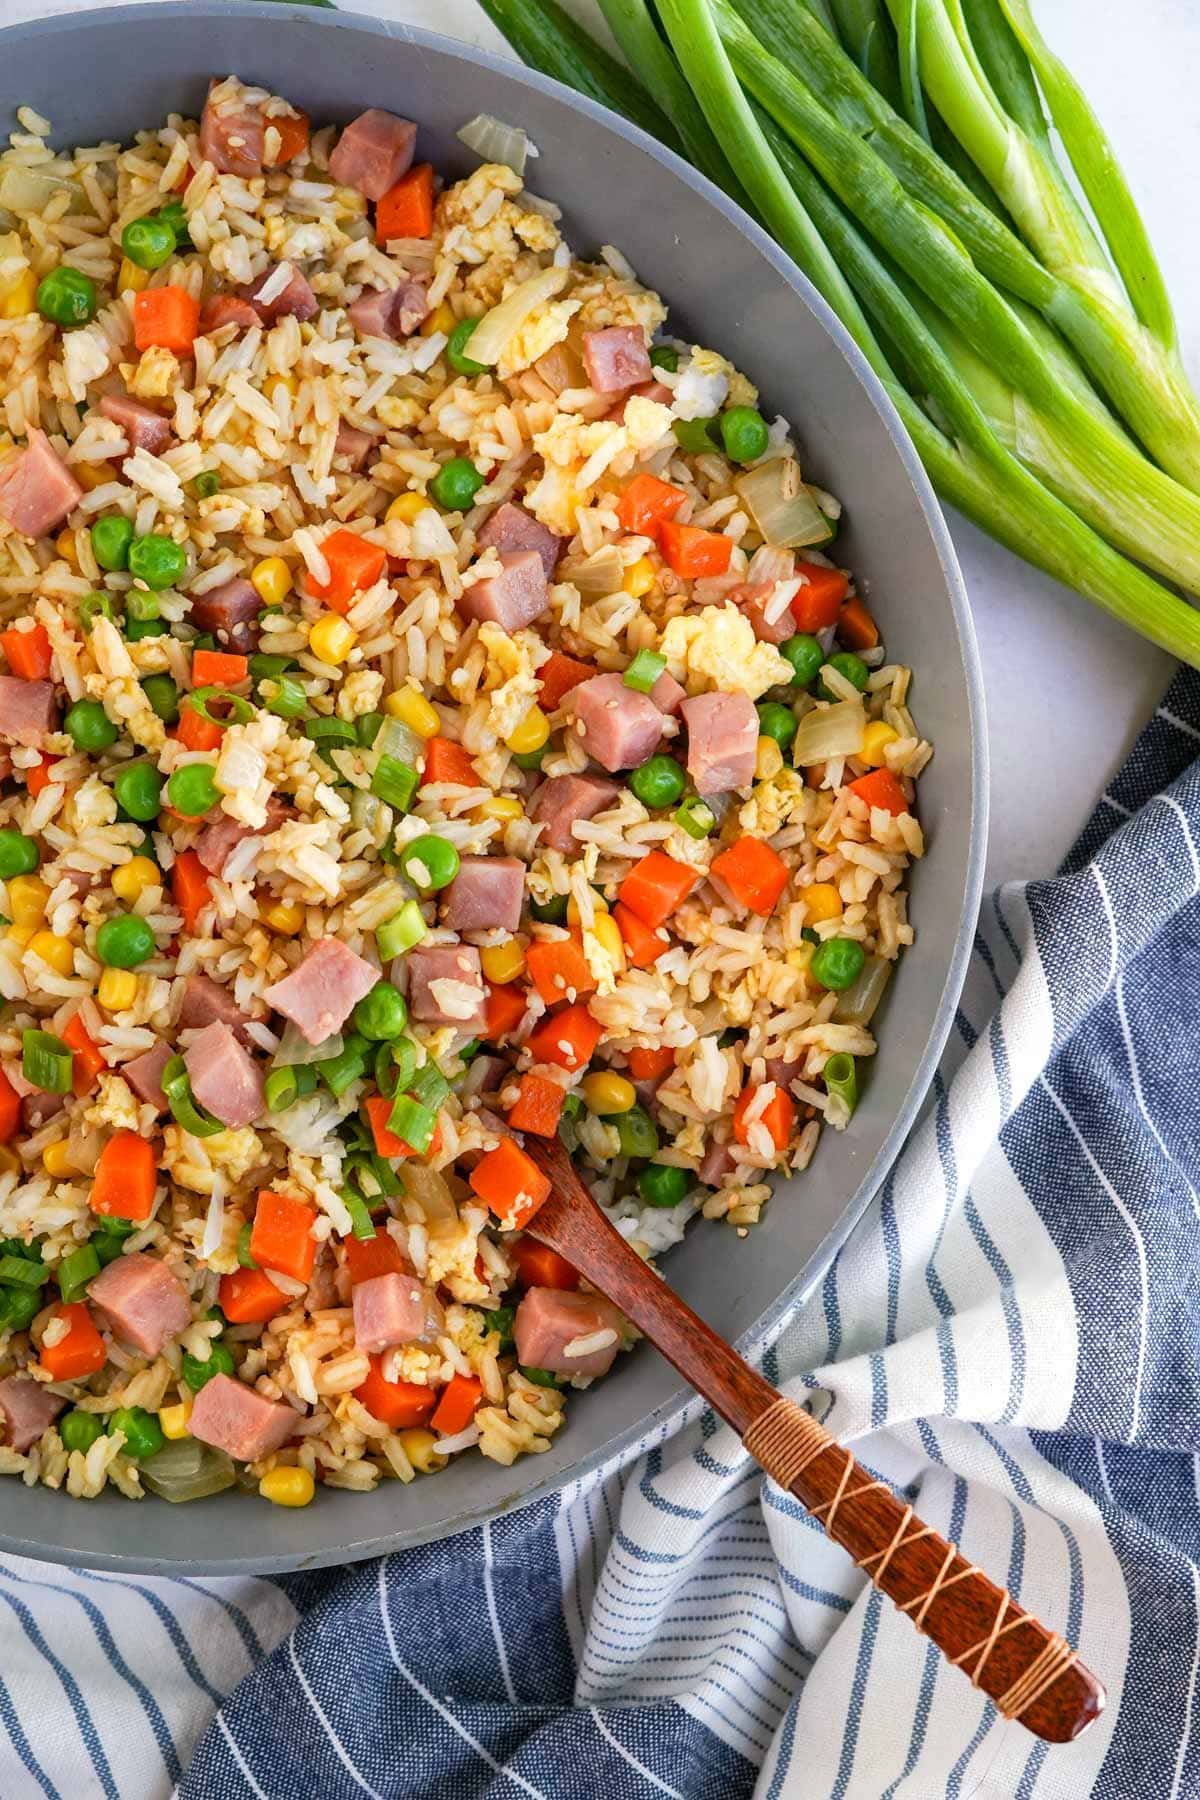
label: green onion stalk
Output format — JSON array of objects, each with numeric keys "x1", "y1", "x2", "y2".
[{"x1": 711, "y1": 0, "x2": 1200, "y2": 593}]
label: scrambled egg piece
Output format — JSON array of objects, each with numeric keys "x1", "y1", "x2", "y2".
[
  {"x1": 85, "y1": 1075, "x2": 141, "y2": 1135},
  {"x1": 738, "y1": 770, "x2": 812, "y2": 839},
  {"x1": 575, "y1": 274, "x2": 667, "y2": 339},
  {"x1": 525, "y1": 413, "x2": 638, "y2": 536},
  {"x1": 127, "y1": 346, "x2": 180, "y2": 401},
  {"x1": 217, "y1": 713, "x2": 286, "y2": 828},
  {"x1": 426, "y1": 1215, "x2": 491, "y2": 1303},
  {"x1": 84, "y1": 617, "x2": 165, "y2": 752},
  {"x1": 623, "y1": 394, "x2": 673, "y2": 453},
  {"x1": 496, "y1": 296, "x2": 580, "y2": 380},
  {"x1": 659, "y1": 603, "x2": 791, "y2": 699},
  {"x1": 435, "y1": 164, "x2": 562, "y2": 310},
  {"x1": 60, "y1": 326, "x2": 111, "y2": 405},
  {"x1": 162, "y1": 1124, "x2": 263, "y2": 1195},
  {"x1": 478, "y1": 621, "x2": 540, "y2": 743}
]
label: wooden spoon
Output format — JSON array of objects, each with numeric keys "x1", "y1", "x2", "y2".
[{"x1": 524, "y1": 1137, "x2": 1105, "y2": 1744}]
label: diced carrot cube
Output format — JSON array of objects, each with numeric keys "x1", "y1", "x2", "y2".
[
  {"x1": 39, "y1": 1304, "x2": 105, "y2": 1381},
  {"x1": 507, "y1": 1073, "x2": 565, "y2": 1138},
  {"x1": 790, "y1": 562, "x2": 850, "y2": 633},
  {"x1": 306, "y1": 529, "x2": 386, "y2": 613},
  {"x1": 537, "y1": 651, "x2": 594, "y2": 711},
  {"x1": 133, "y1": 286, "x2": 200, "y2": 355},
  {"x1": 658, "y1": 521, "x2": 732, "y2": 579},
  {"x1": 615, "y1": 472, "x2": 686, "y2": 536},
  {"x1": 847, "y1": 768, "x2": 910, "y2": 817},
  {"x1": 421, "y1": 736, "x2": 479, "y2": 788},
  {"x1": 525, "y1": 931, "x2": 596, "y2": 1007},
  {"x1": 617, "y1": 850, "x2": 698, "y2": 930},
  {"x1": 249, "y1": 1189, "x2": 317, "y2": 1285},
  {"x1": 469, "y1": 1137, "x2": 551, "y2": 1229},
  {"x1": 376, "y1": 163, "x2": 435, "y2": 241},
  {"x1": 219, "y1": 1267, "x2": 291, "y2": 1325},
  {"x1": 524, "y1": 1003, "x2": 602, "y2": 1073},
  {"x1": 429, "y1": 1373, "x2": 483, "y2": 1436},
  {"x1": 354, "y1": 1356, "x2": 438, "y2": 1428}
]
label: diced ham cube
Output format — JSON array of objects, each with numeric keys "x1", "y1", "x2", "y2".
[
  {"x1": 347, "y1": 282, "x2": 428, "y2": 340},
  {"x1": 528, "y1": 773, "x2": 619, "y2": 853},
  {"x1": 0, "y1": 676, "x2": 58, "y2": 748},
  {"x1": 0, "y1": 1376, "x2": 64, "y2": 1453},
  {"x1": 263, "y1": 937, "x2": 379, "y2": 1045},
  {"x1": 22, "y1": 1091, "x2": 65, "y2": 1130},
  {"x1": 200, "y1": 294, "x2": 260, "y2": 335},
  {"x1": 242, "y1": 263, "x2": 317, "y2": 325},
  {"x1": 99, "y1": 393, "x2": 172, "y2": 455},
  {"x1": 698, "y1": 1139, "x2": 735, "y2": 1186},
  {"x1": 193, "y1": 795, "x2": 289, "y2": 878},
  {"x1": 765, "y1": 1056, "x2": 803, "y2": 1090},
  {"x1": 476, "y1": 502, "x2": 563, "y2": 582},
  {"x1": 533, "y1": 341, "x2": 586, "y2": 394},
  {"x1": 513, "y1": 1287, "x2": 625, "y2": 1378},
  {"x1": 440, "y1": 856, "x2": 524, "y2": 934},
  {"x1": 0, "y1": 430, "x2": 83, "y2": 540},
  {"x1": 188, "y1": 576, "x2": 261, "y2": 655},
  {"x1": 189, "y1": 1372, "x2": 296, "y2": 1462},
  {"x1": 735, "y1": 580, "x2": 796, "y2": 646},
  {"x1": 334, "y1": 421, "x2": 377, "y2": 470},
  {"x1": 121, "y1": 1040, "x2": 173, "y2": 1111},
  {"x1": 179, "y1": 972, "x2": 248, "y2": 1041},
  {"x1": 681, "y1": 691, "x2": 759, "y2": 796},
  {"x1": 88, "y1": 1252, "x2": 191, "y2": 1356},
  {"x1": 458, "y1": 551, "x2": 549, "y2": 633},
  {"x1": 200, "y1": 85, "x2": 265, "y2": 178},
  {"x1": 406, "y1": 943, "x2": 486, "y2": 1030},
  {"x1": 649, "y1": 671, "x2": 686, "y2": 717},
  {"x1": 183, "y1": 1021, "x2": 264, "y2": 1129},
  {"x1": 606, "y1": 378, "x2": 673, "y2": 422},
  {"x1": 352, "y1": 1271, "x2": 443, "y2": 1354},
  {"x1": 567, "y1": 672, "x2": 663, "y2": 772},
  {"x1": 328, "y1": 108, "x2": 417, "y2": 200},
  {"x1": 582, "y1": 326, "x2": 652, "y2": 395}
]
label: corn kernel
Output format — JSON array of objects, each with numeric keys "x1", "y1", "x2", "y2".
[
  {"x1": 0, "y1": 1146, "x2": 20, "y2": 1178},
  {"x1": 474, "y1": 794, "x2": 524, "y2": 824},
  {"x1": 386, "y1": 491, "x2": 433, "y2": 526},
  {"x1": 8, "y1": 875, "x2": 49, "y2": 927},
  {"x1": 29, "y1": 931, "x2": 74, "y2": 976},
  {"x1": 504, "y1": 705, "x2": 550, "y2": 757},
  {"x1": 42, "y1": 1140, "x2": 73, "y2": 1179},
  {"x1": 398, "y1": 1428, "x2": 447, "y2": 1474},
  {"x1": 755, "y1": 736, "x2": 784, "y2": 781},
  {"x1": 259, "y1": 1465, "x2": 316, "y2": 1508},
  {"x1": 263, "y1": 900, "x2": 305, "y2": 936},
  {"x1": 384, "y1": 685, "x2": 440, "y2": 737},
  {"x1": 75, "y1": 460, "x2": 116, "y2": 492},
  {"x1": 480, "y1": 938, "x2": 526, "y2": 985},
  {"x1": 786, "y1": 943, "x2": 815, "y2": 974},
  {"x1": 421, "y1": 301, "x2": 456, "y2": 338},
  {"x1": 98, "y1": 967, "x2": 138, "y2": 1012},
  {"x1": 590, "y1": 911, "x2": 626, "y2": 973},
  {"x1": 860, "y1": 720, "x2": 899, "y2": 768},
  {"x1": 0, "y1": 268, "x2": 37, "y2": 319},
  {"x1": 580, "y1": 1071, "x2": 637, "y2": 1116},
  {"x1": 623, "y1": 557, "x2": 655, "y2": 599},
  {"x1": 158, "y1": 1400, "x2": 193, "y2": 1440},
  {"x1": 799, "y1": 881, "x2": 843, "y2": 924},
  {"x1": 112, "y1": 855, "x2": 160, "y2": 904},
  {"x1": 266, "y1": 372, "x2": 298, "y2": 402},
  {"x1": 309, "y1": 613, "x2": 357, "y2": 665},
  {"x1": 117, "y1": 257, "x2": 150, "y2": 295},
  {"x1": 55, "y1": 528, "x2": 79, "y2": 569},
  {"x1": 566, "y1": 889, "x2": 608, "y2": 925},
  {"x1": 6, "y1": 925, "x2": 34, "y2": 948},
  {"x1": 251, "y1": 556, "x2": 293, "y2": 609}
]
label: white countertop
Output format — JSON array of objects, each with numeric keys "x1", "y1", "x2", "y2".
[{"x1": 5, "y1": 0, "x2": 1194, "y2": 882}]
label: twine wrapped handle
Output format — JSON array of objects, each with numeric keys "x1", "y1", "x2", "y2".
[{"x1": 524, "y1": 1136, "x2": 1106, "y2": 1745}]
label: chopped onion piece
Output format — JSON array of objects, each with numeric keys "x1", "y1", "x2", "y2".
[
  {"x1": 0, "y1": 167, "x2": 85, "y2": 215},
  {"x1": 792, "y1": 699, "x2": 866, "y2": 766},
  {"x1": 374, "y1": 715, "x2": 423, "y2": 768},
  {"x1": 835, "y1": 955, "x2": 892, "y2": 1026},
  {"x1": 560, "y1": 545, "x2": 624, "y2": 597},
  {"x1": 734, "y1": 457, "x2": 833, "y2": 548},
  {"x1": 468, "y1": 266, "x2": 569, "y2": 369},
  {"x1": 201, "y1": 1174, "x2": 225, "y2": 1260},
  {"x1": 457, "y1": 113, "x2": 537, "y2": 178},
  {"x1": 276, "y1": 1020, "x2": 344, "y2": 1067},
  {"x1": 141, "y1": 1439, "x2": 236, "y2": 1503},
  {"x1": 398, "y1": 1162, "x2": 455, "y2": 1222},
  {"x1": 432, "y1": 1425, "x2": 480, "y2": 1455}
]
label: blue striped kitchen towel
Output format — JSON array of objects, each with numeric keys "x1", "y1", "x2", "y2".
[{"x1": 2, "y1": 670, "x2": 1198, "y2": 1799}]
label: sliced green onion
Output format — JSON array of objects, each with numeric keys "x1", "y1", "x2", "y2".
[
  {"x1": 79, "y1": 592, "x2": 114, "y2": 632},
  {"x1": 823, "y1": 1050, "x2": 858, "y2": 1115},
  {"x1": 317, "y1": 1032, "x2": 369, "y2": 1098},
  {"x1": 0, "y1": 1253, "x2": 50, "y2": 1289},
  {"x1": 249, "y1": 652, "x2": 296, "y2": 685},
  {"x1": 304, "y1": 716, "x2": 356, "y2": 748},
  {"x1": 674, "y1": 795, "x2": 716, "y2": 838},
  {"x1": 409, "y1": 1063, "x2": 451, "y2": 1112},
  {"x1": 622, "y1": 649, "x2": 666, "y2": 694},
  {"x1": 161, "y1": 1053, "x2": 223, "y2": 1137},
  {"x1": 236, "y1": 1221, "x2": 258, "y2": 1269},
  {"x1": 266, "y1": 675, "x2": 308, "y2": 719},
  {"x1": 371, "y1": 755, "x2": 419, "y2": 813},
  {"x1": 57, "y1": 1243, "x2": 100, "y2": 1303},
  {"x1": 385, "y1": 1095, "x2": 437, "y2": 1155},
  {"x1": 376, "y1": 901, "x2": 427, "y2": 960},
  {"x1": 341, "y1": 1188, "x2": 377, "y2": 1241},
  {"x1": 375, "y1": 1035, "x2": 418, "y2": 1100},
  {"x1": 265, "y1": 1063, "x2": 318, "y2": 1111},
  {"x1": 22, "y1": 1029, "x2": 73, "y2": 1095},
  {"x1": 187, "y1": 686, "x2": 254, "y2": 728},
  {"x1": 357, "y1": 711, "x2": 383, "y2": 749},
  {"x1": 615, "y1": 1104, "x2": 659, "y2": 1159}
]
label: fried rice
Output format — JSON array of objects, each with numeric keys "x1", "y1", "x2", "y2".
[{"x1": 0, "y1": 81, "x2": 930, "y2": 1507}]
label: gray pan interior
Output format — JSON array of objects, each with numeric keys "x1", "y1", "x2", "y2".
[{"x1": 0, "y1": 3, "x2": 987, "y2": 1573}]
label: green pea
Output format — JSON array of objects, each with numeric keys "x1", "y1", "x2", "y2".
[
  {"x1": 809, "y1": 936, "x2": 866, "y2": 992},
  {"x1": 530, "y1": 893, "x2": 568, "y2": 924},
  {"x1": 125, "y1": 589, "x2": 160, "y2": 623},
  {"x1": 109, "y1": 1405, "x2": 164, "y2": 1459},
  {"x1": 180, "y1": 1340, "x2": 235, "y2": 1392},
  {"x1": 156, "y1": 200, "x2": 190, "y2": 247},
  {"x1": 352, "y1": 981, "x2": 409, "y2": 1042},
  {"x1": 446, "y1": 317, "x2": 490, "y2": 375},
  {"x1": 482, "y1": 1304, "x2": 515, "y2": 1348},
  {"x1": 673, "y1": 416, "x2": 721, "y2": 454},
  {"x1": 649, "y1": 345, "x2": 679, "y2": 372},
  {"x1": 397, "y1": 833, "x2": 460, "y2": 893},
  {"x1": 141, "y1": 673, "x2": 179, "y2": 725},
  {"x1": 720, "y1": 405, "x2": 770, "y2": 463},
  {"x1": 194, "y1": 470, "x2": 221, "y2": 499},
  {"x1": 36, "y1": 265, "x2": 97, "y2": 328},
  {"x1": 0, "y1": 1285, "x2": 40, "y2": 1330},
  {"x1": 113, "y1": 761, "x2": 162, "y2": 823},
  {"x1": 121, "y1": 213, "x2": 177, "y2": 271},
  {"x1": 637, "y1": 1162, "x2": 691, "y2": 1209},
  {"x1": 817, "y1": 652, "x2": 869, "y2": 701},
  {"x1": 781, "y1": 633, "x2": 823, "y2": 689},
  {"x1": 60, "y1": 1409, "x2": 104, "y2": 1453},
  {"x1": 430, "y1": 456, "x2": 484, "y2": 512},
  {"x1": 616, "y1": 1105, "x2": 659, "y2": 1160},
  {"x1": 166, "y1": 763, "x2": 219, "y2": 818},
  {"x1": 628, "y1": 754, "x2": 686, "y2": 810},
  {"x1": 91, "y1": 514, "x2": 134, "y2": 572},
  {"x1": 125, "y1": 618, "x2": 165, "y2": 641},
  {"x1": 511, "y1": 745, "x2": 546, "y2": 772},
  {"x1": 756, "y1": 701, "x2": 798, "y2": 751},
  {"x1": 95, "y1": 912, "x2": 155, "y2": 969},
  {"x1": 128, "y1": 533, "x2": 186, "y2": 591},
  {"x1": 65, "y1": 698, "x2": 118, "y2": 754},
  {"x1": 0, "y1": 830, "x2": 39, "y2": 879}
]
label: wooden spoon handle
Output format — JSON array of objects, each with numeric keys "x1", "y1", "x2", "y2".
[{"x1": 522, "y1": 1139, "x2": 1105, "y2": 1743}]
